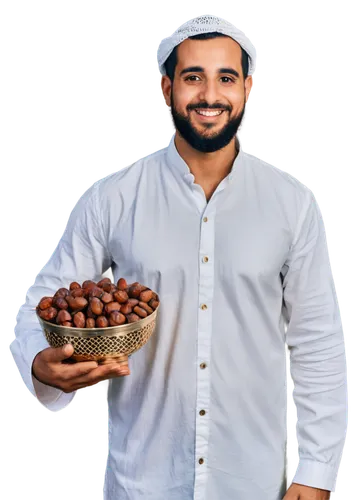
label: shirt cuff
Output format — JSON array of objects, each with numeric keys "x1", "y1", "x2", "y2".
[
  {"x1": 10, "y1": 333, "x2": 76, "y2": 412},
  {"x1": 292, "y1": 458, "x2": 339, "y2": 492}
]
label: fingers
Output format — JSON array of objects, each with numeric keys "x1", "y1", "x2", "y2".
[
  {"x1": 61, "y1": 360, "x2": 99, "y2": 378},
  {"x1": 77, "y1": 363, "x2": 130, "y2": 384},
  {"x1": 61, "y1": 363, "x2": 130, "y2": 392}
]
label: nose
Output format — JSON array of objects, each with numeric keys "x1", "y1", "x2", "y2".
[{"x1": 197, "y1": 79, "x2": 223, "y2": 107}]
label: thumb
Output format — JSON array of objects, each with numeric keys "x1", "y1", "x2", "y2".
[{"x1": 51, "y1": 343, "x2": 74, "y2": 361}]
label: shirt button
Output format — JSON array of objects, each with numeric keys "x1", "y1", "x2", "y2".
[
  {"x1": 200, "y1": 304, "x2": 208, "y2": 310},
  {"x1": 202, "y1": 256, "x2": 209, "y2": 263},
  {"x1": 199, "y1": 410, "x2": 206, "y2": 416},
  {"x1": 203, "y1": 217, "x2": 208, "y2": 222},
  {"x1": 200, "y1": 362, "x2": 207, "y2": 369},
  {"x1": 198, "y1": 458, "x2": 204, "y2": 465}
]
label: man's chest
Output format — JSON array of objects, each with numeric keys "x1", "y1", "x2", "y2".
[{"x1": 108, "y1": 194, "x2": 292, "y2": 289}]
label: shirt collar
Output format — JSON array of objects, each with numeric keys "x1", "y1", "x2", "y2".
[{"x1": 166, "y1": 133, "x2": 244, "y2": 185}]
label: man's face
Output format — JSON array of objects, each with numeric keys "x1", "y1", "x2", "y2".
[{"x1": 164, "y1": 37, "x2": 252, "y2": 153}]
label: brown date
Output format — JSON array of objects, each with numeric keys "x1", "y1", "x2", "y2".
[
  {"x1": 101, "y1": 292, "x2": 113, "y2": 304},
  {"x1": 133, "y1": 306, "x2": 147, "y2": 318},
  {"x1": 73, "y1": 311, "x2": 86, "y2": 328},
  {"x1": 69, "y1": 281, "x2": 81, "y2": 290},
  {"x1": 53, "y1": 296, "x2": 69, "y2": 310},
  {"x1": 82, "y1": 280, "x2": 96, "y2": 289},
  {"x1": 38, "y1": 307, "x2": 58, "y2": 321},
  {"x1": 117, "y1": 278, "x2": 128, "y2": 290},
  {"x1": 72, "y1": 297, "x2": 89, "y2": 310},
  {"x1": 81, "y1": 288, "x2": 90, "y2": 298},
  {"x1": 126, "y1": 313, "x2": 140, "y2": 323},
  {"x1": 96, "y1": 316, "x2": 109, "y2": 328},
  {"x1": 139, "y1": 289, "x2": 153, "y2": 303},
  {"x1": 61, "y1": 321, "x2": 73, "y2": 327},
  {"x1": 90, "y1": 297, "x2": 103, "y2": 316},
  {"x1": 128, "y1": 286, "x2": 142, "y2": 298},
  {"x1": 102, "y1": 283, "x2": 117, "y2": 293},
  {"x1": 38, "y1": 297, "x2": 53, "y2": 310},
  {"x1": 86, "y1": 318, "x2": 96, "y2": 328},
  {"x1": 101, "y1": 282, "x2": 113, "y2": 293},
  {"x1": 97, "y1": 277, "x2": 112, "y2": 288},
  {"x1": 56, "y1": 309, "x2": 72, "y2": 324},
  {"x1": 54, "y1": 288, "x2": 70, "y2": 298},
  {"x1": 70, "y1": 288, "x2": 84, "y2": 298},
  {"x1": 120, "y1": 303, "x2": 133, "y2": 315},
  {"x1": 86, "y1": 305, "x2": 97, "y2": 318},
  {"x1": 88, "y1": 286, "x2": 104, "y2": 299},
  {"x1": 128, "y1": 284, "x2": 147, "y2": 293},
  {"x1": 109, "y1": 311, "x2": 126, "y2": 326},
  {"x1": 64, "y1": 296, "x2": 76, "y2": 310},
  {"x1": 65, "y1": 295, "x2": 72, "y2": 305},
  {"x1": 127, "y1": 298, "x2": 139, "y2": 307},
  {"x1": 66, "y1": 296, "x2": 88, "y2": 311},
  {"x1": 138, "y1": 301, "x2": 153, "y2": 314},
  {"x1": 105, "y1": 301, "x2": 121, "y2": 314},
  {"x1": 113, "y1": 290, "x2": 129, "y2": 304},
  {"x1": 148, "y1": 298, "x2": 159, "y2": 309}
]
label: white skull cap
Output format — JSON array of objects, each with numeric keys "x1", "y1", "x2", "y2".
[{"x1": 157, "y1": 14, "x2": 256, "y2": 77}]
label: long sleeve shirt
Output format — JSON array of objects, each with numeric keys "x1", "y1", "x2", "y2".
[{"x1": 10, "y1": 133, "x2": 348, "y2": 500}]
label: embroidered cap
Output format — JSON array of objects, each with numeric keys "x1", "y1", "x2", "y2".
[{"x1": 157, "y1": 14, "x2": 257, "y2": 77}]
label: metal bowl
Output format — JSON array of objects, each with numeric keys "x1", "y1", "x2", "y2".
[{"x1": 37, "y1": 304, "x2": 160, "y2": 365}]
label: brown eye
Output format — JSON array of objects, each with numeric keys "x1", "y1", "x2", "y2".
[{"x1": 221, "y1": 76, "x2": 235, "y2": 83}]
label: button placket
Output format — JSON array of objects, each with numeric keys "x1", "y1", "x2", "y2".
[{"x1": 194, "y1": 207, "x2": 216, "y2": 498}]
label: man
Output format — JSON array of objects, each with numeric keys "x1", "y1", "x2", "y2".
[{"x1": 10, "y1": 14, "x2": 347, "y2": 500}]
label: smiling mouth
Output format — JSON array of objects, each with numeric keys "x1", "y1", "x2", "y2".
[{"x1": 195, "y1": 109, "x2": 224, "y2": 117}]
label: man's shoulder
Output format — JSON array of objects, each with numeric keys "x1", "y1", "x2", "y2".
[
  {"x1": 82, "y1": 146, "x2": 167, "y2": 200},
  {"x1": 92, "y1": 145, "x2": 167, "y2": 196},
  {"x1": 242, "y1": 150, "x2": 312, "y2": 198}
]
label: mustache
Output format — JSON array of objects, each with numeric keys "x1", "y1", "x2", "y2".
[{"x1": 188, "y1": 104, "x2": 230, "y2": 111}]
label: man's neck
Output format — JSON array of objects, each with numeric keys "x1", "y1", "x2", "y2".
[{"x1": 174, "y1": 132, "x2": 239, "y2": 200}]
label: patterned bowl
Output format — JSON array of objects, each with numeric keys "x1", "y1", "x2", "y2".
[{"x1": 36, "y1": 304, "x2": 159, "y2": 365}]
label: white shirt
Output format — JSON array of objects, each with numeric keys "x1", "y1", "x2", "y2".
[{"x1": 10, "y1": 133, "x2": 348, "y2": 500}]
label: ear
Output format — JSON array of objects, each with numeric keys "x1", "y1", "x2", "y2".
[
  {"x1": 244, "y1": 76, "x2": 253, "y2": 103},
  {"x1": 161, "y1": 75, "x2": 172, "y2": 107}
]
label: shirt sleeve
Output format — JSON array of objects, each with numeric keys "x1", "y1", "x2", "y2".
[
  {"x1": 281, "y1": 189, "x2": 348, "y2": 492},
  {"x1": 10, "y1": 179, "x2": 112, "y2": 412}
]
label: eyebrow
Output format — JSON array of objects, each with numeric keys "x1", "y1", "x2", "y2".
[{"x1": 179, "y1": 66, "x2": 240, "y2": 78}]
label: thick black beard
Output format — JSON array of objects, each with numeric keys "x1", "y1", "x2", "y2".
[{"x1": 169, "y1": 89, "x2": 246, "y2": 153}]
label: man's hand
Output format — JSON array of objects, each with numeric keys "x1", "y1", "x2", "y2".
[
  {"x1": 32, "y1": 343, "x2": 130, "y2": 393},
  {"x1": 283, "y1": 482, "x2": 331, "y2": 499}
]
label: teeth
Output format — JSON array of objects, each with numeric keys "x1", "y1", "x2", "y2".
[{"x1": 196, "y1": 109, "x2": 223, "y2": 116}]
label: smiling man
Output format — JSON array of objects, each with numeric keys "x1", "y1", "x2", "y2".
[
  {"x1": 163, "y1": 32, "x2": 251, "y2": 204},
  {"x1": 11, "y1": 14, "x2": 347, "y2": 500}
]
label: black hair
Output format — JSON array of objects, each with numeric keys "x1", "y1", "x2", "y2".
[{"x1": 164, "y1": 31, "x2": 249, "y2": 82}]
